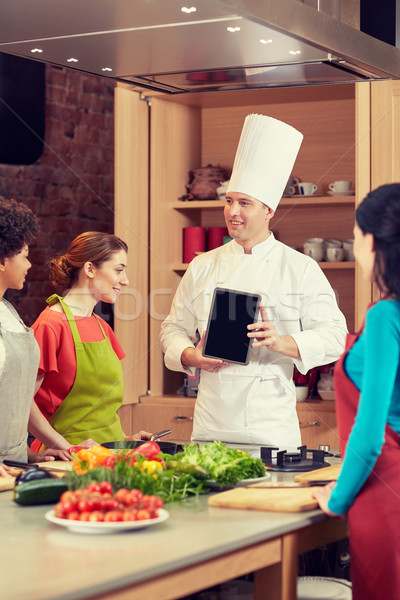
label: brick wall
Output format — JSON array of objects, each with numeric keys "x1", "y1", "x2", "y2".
[{"x1": 0, "y1": 65, "x2": 116, "y2": 325}]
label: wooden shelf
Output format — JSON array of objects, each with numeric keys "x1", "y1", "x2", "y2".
[
  {"x1": 172, "y1": 196, "x2": 355, "y2": 210},
  {"x1": 172, "y1": 260, "x2": 355, "y2": 273}
]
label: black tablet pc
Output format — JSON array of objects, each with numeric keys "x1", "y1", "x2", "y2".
[{"x1": 202, "y1": 288, "x2": 261, "y2": 365}]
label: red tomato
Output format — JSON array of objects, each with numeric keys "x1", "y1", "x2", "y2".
[
  {"x1": 61, "y1": 499, "x2": 78, "y2": 515},
  {"x1": 99, "y1": 481, "x2": 113, "y2": 494},
  {"x1": 114, "y1": 488, "x2": 130, "y2": 504},
  {"x1": 77, "y1": 497, "x2": 97, "y2": 513},
  {"x1": 88, "y1": 511, "x2": 104, "y2": 522},
  {"x1": 66, "y1": 511, "x2": 80, "y2": 521},
  {"x1": 141, "y1": 495, "x2": 163, "y2": 510},
  {"x1": 136, "y1": 509, "x2": 151, "y2": 521},
  {"x1": 103, "y1": 510, "x2": 123, "y2": 522},
  {"x1": 60, "y1": 491, "x2": 77, "y2": 504},
  {"x1": 79, "y1": 511, "x2": 92, "y2": 521},
  {"x1": 54, "y1": 502, "x2": 65, "y2": 518},
  {"x1": 122, "y1": 509, "x2": 138, "y2": 521},
  {"x1": 125, "y1": 489, "x2": 143, "y2": 507},
  {"x1": 85, "y1": 483, "x2": 101, "y2": 494}
]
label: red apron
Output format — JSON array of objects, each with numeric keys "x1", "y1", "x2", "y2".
[{"x1": 335, "y1": 327, "x2": 400, "y2": 599}]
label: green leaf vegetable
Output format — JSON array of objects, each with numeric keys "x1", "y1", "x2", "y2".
[{"x1": 173, "y1": 441, "x2": 266, "y2": 487}]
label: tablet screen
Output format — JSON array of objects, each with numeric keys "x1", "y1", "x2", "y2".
[{"x1": 202, "y1": 288, "x2": 261, "y2": 365}]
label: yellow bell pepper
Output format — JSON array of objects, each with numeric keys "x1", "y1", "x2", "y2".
[{"x1": 140, "y1": 460, "x2": 164, "y2": 479}]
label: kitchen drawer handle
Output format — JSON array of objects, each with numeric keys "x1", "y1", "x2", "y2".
[
  {"x1": 174, "y1": 415, "x2": 193, "y2": 421},
  {"x1": 299, "y1": 421, "x2": 320, "y2": 427}
]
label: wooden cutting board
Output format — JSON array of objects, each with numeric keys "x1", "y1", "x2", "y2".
[
  {"x1": 208, "y1": 486, "x2": 320, "y2": 512},
  {"x1": 0, "y1": 475, "x2": 17, "y2": 492},
  {"x1": 0, "y1": 461, "x2": 73, "y2": 492},
  {"x1": 294, "y1": 464, "x2": 341, "y2": 483}
]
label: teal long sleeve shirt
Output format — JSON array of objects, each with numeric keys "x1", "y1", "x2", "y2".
[{"x1": 328, "y1": 299, "x2": 400, "y2": 515}]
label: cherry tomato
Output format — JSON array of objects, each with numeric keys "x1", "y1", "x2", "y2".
[
  {"x1": 99, "y1": 481, "x2": 113, "y2": 494},
  {"x1": 103, "y1": 510, "x2": 123, "y2": 522},
  {"x1": 88, "y1": 511, "x2": 104, "y2": 522},
  {"x1": 136, "y1": 509, "x2": 151, "y2": 521},
  {"x1": 125, "y1": 489, "x2": 143, "y2": 507},
  {"x1": 122, "y1": 509, "x2": 138, "y2": 521},
  {"x1": 54, "y1": 502, "x2": 65, "y2": 518},
  {"x1": 114, "y1": 488, "x2": 130, "y2": 504},
  {"x1": 61, "y1": 499, "x2": 78, "y2": 515},
  {"x1": 85, "y1": 482, "x2": 101, "y2": 494},
  {"x1": 79, "y1": 511, "x2": 92, "y2": 521},
  {"x1": 60, "y1": 491, "x2": 77, "y2": 504},
  {"x1": 66, "y1": 511, "x2": 80, "y2": 521}
]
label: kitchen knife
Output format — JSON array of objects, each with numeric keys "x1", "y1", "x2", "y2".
[
  {"x1": 247, "y1": 480, "x2": 335, "y2": 489},
  {"x1": 3, "y1": 460, "x2": 69, "y2": 474}
]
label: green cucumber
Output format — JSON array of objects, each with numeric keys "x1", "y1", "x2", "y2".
[{"x1": 13, "y1": 479, "x2": 69, "y2": 506}]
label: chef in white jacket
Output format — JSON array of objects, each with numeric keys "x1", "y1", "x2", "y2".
[{"x1": 160, "y1": 114, "x2": 347, "y2": 449}]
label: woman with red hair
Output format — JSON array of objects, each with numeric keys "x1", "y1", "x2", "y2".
[{"x1": 30, "y1": 231, "x2": 149, "y2": 450}]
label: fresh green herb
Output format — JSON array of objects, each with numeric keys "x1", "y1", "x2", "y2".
[
  {"x1": 66, "y1": 452, "x2": 209, "y2": 502},
  {"x1": 174, "y1": 441, "x2": 266, "y2": 487}
]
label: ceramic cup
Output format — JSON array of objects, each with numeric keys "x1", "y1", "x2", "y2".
[
  {"x1": 283, "y1": 176, "x2": 300, "y2": 196},
  {"x1": 303, "y1": 237, "x2": 324, "y2": 261},
  {"x1": 298, "y1": 182, "x2": 317, "y2": 196},
  {"x1": 329, "y1": 181, "x2": 352, "y2": 193},
  {"x1": 326, "y1": 246, "x2": 344, "y2": 262},
  {"x1": 324, "y1": 238, "x2": 342, "y2": 259},
  {"x1": 343, "y1": 238, "x2": 354, "y2": 261}
]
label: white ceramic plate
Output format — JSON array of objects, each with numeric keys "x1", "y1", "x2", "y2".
[
  {"x1": 45, "y1": 508, "x2": 169, "y2": 534},
  {"x1": 327, "y1": 190, "x2": 354, "y2": 196}
]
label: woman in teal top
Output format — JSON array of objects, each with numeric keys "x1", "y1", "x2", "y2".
[{"x1": 314, "y1": 183, "x2": 400, "y2": 600}]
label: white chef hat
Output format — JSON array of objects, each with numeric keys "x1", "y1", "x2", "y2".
[{"x1": 227, "y1": 114, "x2": 303, "y2": 211}]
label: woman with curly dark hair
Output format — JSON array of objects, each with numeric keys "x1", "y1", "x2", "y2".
[
  {"x1": 0, "y1": 197, "x2": 69, "y2": 476},
  {"x1": 314, "y1": 183, "x2": 400, "y2": 599}
]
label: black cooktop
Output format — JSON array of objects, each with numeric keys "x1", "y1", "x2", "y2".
[{"x1": 260, "y1": 445, "x2": 330, "y2": 472}]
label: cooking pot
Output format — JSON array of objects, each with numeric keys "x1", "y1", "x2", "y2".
[{"x1": 102, "y1": 440, "x2": 178, "y2": 454}]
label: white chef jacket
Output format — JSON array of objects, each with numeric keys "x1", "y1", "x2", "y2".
[{"x1": 160, "y1": 234, "x2": 347, "y2": 448}]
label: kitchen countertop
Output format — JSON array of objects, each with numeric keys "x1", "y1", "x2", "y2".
[{"x1": 0, "y1": 454, "x2": 344, "y2": 600}]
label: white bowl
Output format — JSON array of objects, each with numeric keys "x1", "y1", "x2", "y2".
[{"x1": 295, "y1": 386, "x2": 309, "y2": 402}]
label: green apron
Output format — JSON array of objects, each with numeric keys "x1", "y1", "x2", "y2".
[{"x1": 46, "y1": 294, "x2": 124, "y2": 445}]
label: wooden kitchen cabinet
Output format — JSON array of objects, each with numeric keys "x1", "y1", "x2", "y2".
[
  {"x1": 296, "y1": 400, "x2": 339, "y2": 449},
  {"x1": 130, "y1": 396, "x2": 195, "y2": 442},
  {"x1": 114, "y1": 80, "x2": 375, "y2": 435}
]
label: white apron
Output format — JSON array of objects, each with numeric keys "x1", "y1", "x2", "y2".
[
  {"x1": 161, "y1": 235, "x2": 347, "y2": 449},
  {"x1": 0, "y1": 300, "x2": 40, "y2": 462}
]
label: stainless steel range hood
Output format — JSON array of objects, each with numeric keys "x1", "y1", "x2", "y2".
[{"x1": 0, "y1": 0, "x2": 399, "y2": 93}]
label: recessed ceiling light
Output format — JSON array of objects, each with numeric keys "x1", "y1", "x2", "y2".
[
  {"x1": 102, "y1": 67, "x2": 113, "y2": 72},
  {"x1": 181, "y1": 6, "x2": 196, "y2": 13},
  {"x1": 260, "y1": 39, "x2": 273, "y2": 45},
  {"x1": 289, "y1": 50, "x2": 301, "y2": 55},
  {"x1": 67, "y1": 58, "x2": 78, "y2": 63},
  {"x1": 31, "y1": 48, "x2": 43, "y2": 53},
  {"x1": 227, "y1": 26, "x2": 241, "y2": 33}
]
